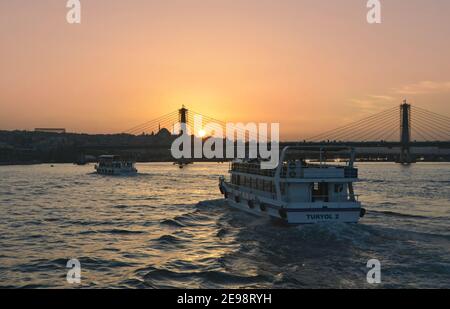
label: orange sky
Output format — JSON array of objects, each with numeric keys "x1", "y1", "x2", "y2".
[{"x1": 1, "y1": 0, "x2": 450, "y2": 139}]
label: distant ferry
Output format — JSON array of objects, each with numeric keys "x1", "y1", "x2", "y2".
[
  {"x1": 219, "y1": 146, "x2": 365, "y2": 224},
  {"x1": 94, "y1": 155, "x2": 137, "y2": 175},
  {"x1": 174, "y1": 159, "x2": 193, "y2": 169}
]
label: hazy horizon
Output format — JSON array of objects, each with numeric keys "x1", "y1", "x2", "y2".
[{"x1": 1, "y1": 0, "x2": 450, "y2": 139}]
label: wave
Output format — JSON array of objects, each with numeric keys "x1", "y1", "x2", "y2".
[
  {"x1": 216, "y1": 228, "x2": 229, "y2": 238},
  {"x1": 79, "y1": 228, "x2": 145, "y2": 235},
  {"x1": 154, "y1": 234, "x2": 184, "y2": 244},
  {"x1": 160, "y1": 219, "x2": 186, "y2": 228},
  {"x1": 139, "y1": 266, "x2": 270, "y2": 288},
  {"x1": 112, "y1": 204, "x2": 129, "y2": 209},
  {"x1": 11, "y1": 256, "x2": 135, "y2": 274},
  {"x1": 65, "y1": 219, "x2": 117, "y2": 227},
  {"x1": 365, "y1": 179, "x2": 387, "y2": 183},
  {"x1": 429, "y1": 180, "x2": 450, "y2": 184},
  {"x1": 173, "y1": 211, "x2": 215, "y2": 227},
  {"x1": 370, "y1": 210, "x2": 429, "y2": 219},
  {"x1": 293, "y1": 219, "x2": 450, "y2": 246},
  {"x1": 105, "y1": 228, "x2": 145, "y2": 235},
  {"x1": 197, "y1": 199, "x2": 225, "y2": 207},
  {"x1": 0, "y1": 191, "x2": 14, "y2": 196}
]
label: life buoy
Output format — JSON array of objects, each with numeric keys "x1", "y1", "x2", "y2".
[{"x1": 360, "y1": 208, "x2": 366, "y2": 218}]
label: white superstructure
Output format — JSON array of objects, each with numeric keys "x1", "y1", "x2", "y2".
[{"x1": 219, "y1": 146, "x2": 366, "y2": 224}]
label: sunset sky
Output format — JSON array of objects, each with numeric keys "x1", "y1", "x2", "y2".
[{"x1": 1, "y1": 0, "x2": 450, "y2": 139}]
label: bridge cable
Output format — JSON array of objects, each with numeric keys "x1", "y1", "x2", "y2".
[
  {"x1": 124, "y1": 110, "x2": 178, "y2": 133},
  {"x1": 412, "y1": 106, "x2": 450, "y2": 122},
  {"x1": 412, "y1": 114, "x2": 450, "y2": 137},
  {"x1": 412, "y1": 120, "x2": 447, "y2": 141},
  {"x1": 412, "y1": 117, "x2": 450, "y2": 140},
  {"x1": 314, "y1": 109, "x2": 399, "y2": 142},
  {"x1": 340, "y1": 111, "x2": 399, "y2": 141},
  {"x1": 306, "y1": 106, "x2": 399, "y2": 141},
  {"x1": 123, "y1": 110, "x2": 179, "y2": 134},
  {"x1": 412, "y1": 109, "x2": 450, "y2": 132}
]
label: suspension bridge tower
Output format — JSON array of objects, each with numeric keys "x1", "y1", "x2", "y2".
[
  {"x1": 399, "y1": 100, "x2": 413, "y2": 164},
  {"x1": 178, "y1": 105, "x2": 189, "y2": 135}
]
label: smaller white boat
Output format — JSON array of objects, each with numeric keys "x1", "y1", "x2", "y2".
[{"x1": 94, "y1": 155, "x2": 137, "y2": 175}]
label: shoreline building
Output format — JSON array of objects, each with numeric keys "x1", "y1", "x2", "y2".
[{"x1": 34, "y1": 128, "x2": 66, "y2": 134}]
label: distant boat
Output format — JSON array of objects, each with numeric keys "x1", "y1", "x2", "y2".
[
  {"x1": 94, "y1": 155, "x2": 137, "y2": 175},
  {"x1": 174, "y1": 160, "x2": 193, "y2": 169},
  {"x1": 219, "y1": 146, "x2": 365, "y2": 224},
  {"x1": 75, "y1": 155, "x2": 96, "y2": 165}
]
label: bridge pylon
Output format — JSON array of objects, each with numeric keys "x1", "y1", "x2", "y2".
[
  {"x1": 178, "y1": 105, "x2": 189, "y2": 135},
  {"x1": 399, "y1": 100, "x2": 413, "y2": 164},
  {"x1": 179, "y1": 105, "x2": 188, "y2": 124}
]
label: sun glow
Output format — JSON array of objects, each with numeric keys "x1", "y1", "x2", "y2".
[{"x1": 198, "y1": 129, "x2": 207, "y2": 138}]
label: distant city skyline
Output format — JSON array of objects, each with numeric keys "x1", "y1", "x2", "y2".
[{"x1": 1, "y1": 0, "x2": 450, "y2": 139}]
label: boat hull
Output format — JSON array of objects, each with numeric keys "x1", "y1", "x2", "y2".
[
  {"x1": 226, "y1": 199, "x2": 361, "y2": 224},
  {"x1": 221, "y1": 182, "x2": 363, "y2": 224},
  {"x1": 95, "y1": 167, "x2": 137, "y2": 175}
]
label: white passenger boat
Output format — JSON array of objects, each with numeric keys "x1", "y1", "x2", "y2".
[
  {"x1": 219, "y1": 146, "x2": 366, "y2": 224},
  {"x1": 94, "y1": 155, "x2": 137, "y2": 175}
]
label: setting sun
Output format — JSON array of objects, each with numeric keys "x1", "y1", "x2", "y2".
[{"x1": 198, "y1": 129, "x2": 207, "y2": 138}]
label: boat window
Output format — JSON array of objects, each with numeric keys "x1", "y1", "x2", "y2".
[
  {"x1": 312, "y1": 182, "x2": 329, "y2": 202},
  {"x1": 319, "y1": 183, "x2": 328, "y2": 196},
  {"x1": 313, "y1": 183, "x2": 319, "y2": 194},
  {"x1": 335, "y1": 184, "x2": 344, "y2": 193}
]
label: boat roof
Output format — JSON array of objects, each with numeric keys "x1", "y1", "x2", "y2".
[
  {"x1": 231, "y1": 146, "x2": 356, "y2": 169},
  {"x1": 98, "y1": 155, "x2": 125, "y2": 161},
  {"x1": 98, "y1": 155, "x2": 119, "y2": 159}
]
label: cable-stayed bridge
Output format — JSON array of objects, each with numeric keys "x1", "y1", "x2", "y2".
[{"x1": 83, "y1": 101, "x2": 450, "y2": 163}]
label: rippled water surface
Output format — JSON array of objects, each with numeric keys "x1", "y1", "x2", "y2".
[{"x1": 0, "y1": 163, "x2": 449, "y2": 288}]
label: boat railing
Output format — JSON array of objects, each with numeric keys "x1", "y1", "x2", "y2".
[
  {"x1": 311, "y1": 195, "x2": 359, "y2": 202},
  {"x1": 225, "y1": 183, "x2": 277, "y2": 200},
  {"x1": 229, "y1": 168, "x2": 276, "y2": 177},
  {"x1": 230, "y1": 166, "x2": 358, "y2": 179}
]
